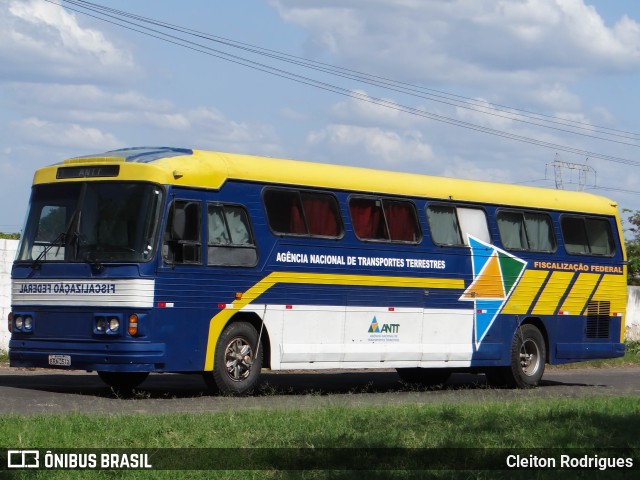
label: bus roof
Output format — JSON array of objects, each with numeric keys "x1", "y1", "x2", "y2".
[{"x1": 33, "y1": 146, "x2": 618, "y2": 215}]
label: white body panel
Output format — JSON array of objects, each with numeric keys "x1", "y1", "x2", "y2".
[{"x1": 243, "y1": 304, "x2": 474, "y2": 370}]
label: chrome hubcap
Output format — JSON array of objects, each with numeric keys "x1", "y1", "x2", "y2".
[
  {"x1": 519, "y1": 339, "x2": 541, "y2": 376},
  {"x1": 224, "y1": 337, "x2": 253, "y2": 382}
]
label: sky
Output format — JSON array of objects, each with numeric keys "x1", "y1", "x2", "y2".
[{"x1": 1, "y1": 0, "x2": 640, "y2": 234}]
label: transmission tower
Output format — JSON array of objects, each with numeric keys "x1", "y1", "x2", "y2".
[{"x1": 545, "y1": 154, "x2": 596, "y2": 191}]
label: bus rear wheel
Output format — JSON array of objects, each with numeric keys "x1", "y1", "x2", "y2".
[
  {"x1": 487, "y1": 324, "x2": 545, "y2": 389},
  {"x1": 97, "y1": 371, "x2": 149, "y2": 391},
  {"x1": 207, "y1": 321, "x2": 263, "y2": 395}
]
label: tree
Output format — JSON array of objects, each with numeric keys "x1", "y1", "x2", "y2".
[
  {"x1": 624, "y1": 209, "x2": 640, "y2": 285},
  {"x1": 0, "y1": 232, "x2": 20, "y2": 240}
]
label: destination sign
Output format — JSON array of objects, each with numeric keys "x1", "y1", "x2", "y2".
[{"x1": 56, "y1": 165, "x2": 120, "y2": 179}]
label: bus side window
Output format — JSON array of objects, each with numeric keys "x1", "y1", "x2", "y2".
[
  {"x1": 264, "y1": 189, "x2": 306, "y2": 235},
  {"x1": 264, "y1": 188, "x2": 343, "y2": 238},
  {"x1": 163, "y1": 200, "x2": 202, "y2": 264},
  {"x1": 384, "y1": 200, "x2": 421, "y2": 242},
  {"x1": 349, "y1": 197, "x2": 388, "y2": 240},
  {"x1": 207, "y1": 204, "x2": 258, "y2": 266},
  {"x1": 586, "y1": 218, "x2": 615, "y2": 255},
  {"x1": 349, "y1": 196, "x2": 421, "y2": 243},
  {"x1": 456, "y1": 207, "x2": 490, "y2": 244},
  {"x1": 301, "y1": 192, "x2": 343, "y2": 237},
  {"x1": 426, "y1": 204, "x2": 490, "y2": 246},
  {"x1": 562, "y1": 215, "x2": 615, "y2": 256},
  {"x1": 426, "y1": 205, "x2": 460, "y2": 245},
  {"x1": 497, "y1": 210, "x2": 555, "y2": 252}
]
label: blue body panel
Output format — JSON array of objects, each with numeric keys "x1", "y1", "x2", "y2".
[{"x1": 10, "y1": 179, "x2": 626, "y2": 373}]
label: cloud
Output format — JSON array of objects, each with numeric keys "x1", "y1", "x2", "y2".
[
  {"x1": 12, "y1": 117, "x2": 121, "y2": 150},
  {"x1": 271, "y1": 0, "x2": 640, "y2": 96},
  {"x1": 308, "y1": 124, "x2": 434, "y2": 168},
  {"x1": 13, "y1": 117, "x2": 122, "y2": 151},
  {"x1": 331, "y1": 90, "x2": 411, "y2": 127},
  {"x1": 6, "y1": 82, "x2": 282, "y2": 156},
  {"x1": 0, "y1": 0, "x2": 136, "y2": 83}
]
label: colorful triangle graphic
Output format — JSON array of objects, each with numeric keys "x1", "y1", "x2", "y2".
[
  {"x1": 461, "y1": 235, "x2": 527, "y2": 346},
  {"x1": 461, "y1": 252, "x2": 505, "y2": 300},
  {"x1": 475, "y1": 299, "x2": 504, "y2": 343},
  {"x1": 468, "y1": 237, "x2": 493, "y2": 278},
  {"x1": 498, "y1": 251, "x2": 526, "y2": 295},
  {"x1": 368, "y1": 317, "x2": 380, "y2": 333}
]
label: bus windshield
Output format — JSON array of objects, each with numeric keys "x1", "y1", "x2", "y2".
[{"x1": 17, "y1": 182, "x2": 164, "y2": 264}]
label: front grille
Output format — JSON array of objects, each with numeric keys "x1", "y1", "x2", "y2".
[{"x1": 586, "y1": 300, "x2": 610, "y2": 339}]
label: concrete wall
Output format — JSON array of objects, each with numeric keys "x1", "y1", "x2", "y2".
[
  {"x1": 625, "y1": 286, "x2": 640, "y2": 341},
  {"x1": 0, "y1": 239, "x2": 19, "y2": 351},
  {"x1": 0, "y1": 241, "x2": 639, "y2": 350}
]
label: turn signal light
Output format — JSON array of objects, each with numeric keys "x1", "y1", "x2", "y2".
[{"x1": 128, "y1": 314, "x2": 138, "y2": 336}]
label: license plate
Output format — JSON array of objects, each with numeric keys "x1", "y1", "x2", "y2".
[{"x1": 48, "y1": 355, "x2": 71, "y2": 366}]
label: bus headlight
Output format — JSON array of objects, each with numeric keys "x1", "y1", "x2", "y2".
[
  {"x1": 95, "y1": 315, "x2": 122, "y2": 335},
  {"x1": 96, "y1": 317, "x2": 107, "y2": 333},
  {"x1": 23, "y1": 316, "x2": 33, "y2": 331},
  {"x1": 14, "y1": 315, "x2": 23, "y2": 330},
  {"x1": 108, "y1": 317, "x2": 120, "y2": 332}
]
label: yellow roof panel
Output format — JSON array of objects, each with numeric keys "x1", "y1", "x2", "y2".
[{"x1": 33, "y1": 148, "x2": 618, "y2": 216}]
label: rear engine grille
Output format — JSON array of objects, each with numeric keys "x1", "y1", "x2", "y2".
[{"x1": 586, "y1": 300, "x2": 610, "y2": 339}]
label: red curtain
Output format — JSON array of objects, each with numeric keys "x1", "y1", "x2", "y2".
[
  {"x1": 349, "y1": 199, "x2": 386, "y2": 239},
  {"x1": 289, "y1": 198, "x2": 306, "y2": 234},
  {"x1": 302, "y1": 196, "x2": 338, "y2": 236},
  {"x1": 385, "y1": 203, "x2": 417, "y2": 241}
]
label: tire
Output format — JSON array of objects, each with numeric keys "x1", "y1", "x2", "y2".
[
  {"x1": 206, "y1": 321, "x2": 263, "y2": 395},
  {"x1": 396, "y1": 368, "x2": 451, "y2": 386},
  {"x1": 98, "y1": 371, "x2": 149, "y2": 391},
  {"x1": 492, "y1": 324, "x2": 546, "y2": 389}
]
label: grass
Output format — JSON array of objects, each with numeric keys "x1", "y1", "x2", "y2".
[
  {"x1": 1, "y1": 397, "x2": 639, "y2": 479},
  {"x1": 2, "y1": 397, "x2": 639, "y2": 448},
  {"x1": 0, "y1": 342, "x2": 639, "y2": 479}
]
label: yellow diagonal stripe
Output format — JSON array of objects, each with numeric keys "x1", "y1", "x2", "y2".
[
  {"x1": 532, "y1": 271, "x2": 575, "y2": 315},
  {"x1": 559, "y1": 273, "x2": 600, "y2": 316},
  {"x1": 590, "y1": 274, "x2": 627, "y2": 331},
  {"x1": 502, "y1": 270, "x2": 549, "y2": 315}
]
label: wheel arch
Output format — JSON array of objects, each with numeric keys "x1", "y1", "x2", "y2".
[
  {"x1": 224, "y1": 311, "x2": 271, "y2": 369},
  {"x1": 519, "y1": 316, "x2": 550, "y2": 363}
]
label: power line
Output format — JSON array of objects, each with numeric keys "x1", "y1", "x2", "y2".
[
  {"x1": 48, "y1": 0, "x2": 640, "y2": 168},
  {"x1": 60, "y1": 0, "x2": 640, "y2": 143},
  {"x1": 588, "y1": 185, "x2": 640, "y2": 196}
]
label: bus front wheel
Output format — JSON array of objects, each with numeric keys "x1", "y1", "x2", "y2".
[
  {"x1": 487, "y1": 324, "x2": 546, "y2": 388},
  {"x1": 207, "y1": 321, "x2": 263, "y2": 395}
]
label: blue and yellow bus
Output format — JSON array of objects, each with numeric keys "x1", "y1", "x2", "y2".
[{"x1": 9, "y1": 147, "x2": 627, "y2": 393}]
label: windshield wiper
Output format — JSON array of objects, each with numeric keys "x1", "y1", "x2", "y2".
[
  {"x1": 31, "y1": 231, "x2": 66, "y2": 270},
  {"x1": 31, "y1": 208, "x2": 82, "y2": 270}
]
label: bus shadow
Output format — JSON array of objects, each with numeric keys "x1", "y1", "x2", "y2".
[
  {"x1": 251, "y1": 371, "x2": 597, "y2": 397},
  {"x1": 0, "y1": 370, "x2": 598, "y2": 400}
]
